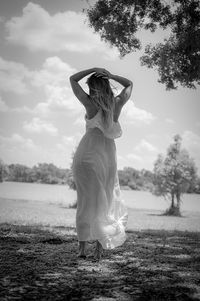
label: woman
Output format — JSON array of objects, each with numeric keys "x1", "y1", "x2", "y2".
[{"x1": 70, "y1": 67, "x2": 133, "y2": 260}]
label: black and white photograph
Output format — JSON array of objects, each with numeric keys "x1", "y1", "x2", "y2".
[{"x1": 0, "y1": 0, "x2": 200, "y2": 300}]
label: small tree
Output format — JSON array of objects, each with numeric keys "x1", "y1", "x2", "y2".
[{"x1": 153, "y1": 134, "x2": 198, "y2": 216}]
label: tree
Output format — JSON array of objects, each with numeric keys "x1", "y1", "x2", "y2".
[
  {"x1": 8, "y1": 164, "x2": 31, "y2": 182},
  {"x1": 66, "y1": 151, "x2": 76, "y2": 190},
  {"x1": 86, "y1": 0, "x2": 200, "y2": 89},
  {"x1": 153, "y1": 134, "x2": 198, "y2": 216},
  {"x1": 0, "y1": 159, "x2": 8, "y2": 182}
]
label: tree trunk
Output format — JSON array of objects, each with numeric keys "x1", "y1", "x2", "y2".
[
  {"x1": 171, "y1": 192, "x2": 175, "y2": 208},
  {"x1": 176, "y1": 191, "x2": 181, "y2": 210},
  {"x1": 164, "y1": 191, "x2": 181, "y2": 216}
]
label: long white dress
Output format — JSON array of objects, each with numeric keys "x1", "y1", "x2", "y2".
[{"x1": 72, "y1": 109, "x2": 128, "y2": 249}]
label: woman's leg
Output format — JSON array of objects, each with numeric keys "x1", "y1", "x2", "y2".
[
  {"x1": 94, "y1": 240, "x2": 103, "y2": 260},
  {"x1": 78, "y1": 241, "x2": 86, "y2": 258}
]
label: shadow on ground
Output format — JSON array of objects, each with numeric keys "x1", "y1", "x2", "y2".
[{"x1": 0, "y1": 223, "x2": 200, "y2": 301}]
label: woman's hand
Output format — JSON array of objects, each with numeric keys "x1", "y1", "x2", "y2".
[{"x1": 94, "y1": 68, "x2": 112, "y2": 79}]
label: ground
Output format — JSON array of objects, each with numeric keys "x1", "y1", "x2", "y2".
[{"x1": 0, "y1": 223, "x2": 200, "y2": 301}]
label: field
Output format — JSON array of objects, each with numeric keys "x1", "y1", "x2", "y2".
[
  {"x1": 0, "y1": 182, "x2": 200, "y2": 300},
  {"x1": 0, "y1": 223, "x2": 200, "y2": 300}
]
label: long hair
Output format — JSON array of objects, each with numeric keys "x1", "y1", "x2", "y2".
[{"x1": 87, "y1": 74, "x2": 115, "y2": 127}]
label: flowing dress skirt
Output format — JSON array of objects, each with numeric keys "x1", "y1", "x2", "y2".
[{"x1": 72, "y1": 127, "x2": 128, "y2": 249}]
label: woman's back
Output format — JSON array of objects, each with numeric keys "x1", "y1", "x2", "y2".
[
  {"x1": 86, "y1": 95, "x2": 122, "y2": 123},
  {"x1": 85, "y1": 108, "x2": 122, "y2": 139}
]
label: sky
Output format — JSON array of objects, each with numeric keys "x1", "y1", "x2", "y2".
[{"x1": 0, "y1": 0, "x2": 200, "y2": 175}]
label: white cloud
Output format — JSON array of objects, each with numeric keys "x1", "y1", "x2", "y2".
[
  {"x1": 165, "y1": 118, "x2": 174, "y2": 124},
  {"x1": 12, "y1": 106, "x2": 33, "y2": 114},
  {"x1": 182, "y1": 131, "x2": 200, "y2": 152},
  {"x1": 55, "y1": 133, "x2": 83, "y2": 167},
  {"x1": 0, "y1": 55, "x2": 85, "y2": 116},
  {"x1": 0, "y1": 96, "x2": 8, "y2": 112},
  {"x1": 56, "y1": 135, "x2": 77, "y2": 152},
  {"x1": 134, "y1": 139, "x2": 158, "y2": 153},
  {"x1": 126, "y1": 152, "x2": 153, "y2": 170},
  {"x1": 122, "y1": 101, "x2": 156, "y2": 125},
  {"x1": 0, "y1": 57, "x2": 30, "y2": 94},
  {"x1": 0, "y1": 94, "x2": 33, "y2": 113},
  {"x1": 23, "y1": 117, "x2": 58, "y2": 135},
  {"x1": 0, "y1": 133, "x2": 55, "y2": 167},
  {"x1": 125, "y1": 139, "x2": 159, "y2": 171},
  {"x1": 31, "y1": 56, "x2": 75, "y2": 87},
  {"x1": 74, "y1": 115, "x2": 86, "y2": 127},
  {"x1": 31, "y1": 56, "x2": 83, "y2": 116},
  {"x1": 127, "y1": 153, "x2": 143, "y2": 162},
  {"x1": 5, "y1": 2, "x2": 118, "y2": 60},
  {"x1": 0, "y1": 133, "x2": 37, "y2": 155}
]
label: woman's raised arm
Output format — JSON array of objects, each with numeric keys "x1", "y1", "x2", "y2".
[
  {"x1": 110, "y1": 74, "x2": 133, "y2": 107},
  {"x1": 69, "y1": 68, "x2": 95, "y2": 107},
  {"x1": 69, "y1": 67, "x2": 108, "y2": 107}
]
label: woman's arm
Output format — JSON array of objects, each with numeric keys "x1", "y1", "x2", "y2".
[
  {"x1": 110, "y1": 74, "x2": 132, "y2": 88},
  {"x1": 69, "y1": 68, "x2": 96, "y2": 107},
  {"x1": 69, "y1": 67, "x2": 108, "y2": 107},
  {"x1": 110, "y1": 73, "x2": 133, "y2": 107},
  {"x1": 70, "y1": 68, "x2": 96, "y2": 83}
]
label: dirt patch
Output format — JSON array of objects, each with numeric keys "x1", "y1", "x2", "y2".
[{"x1": 0, "y1": 224, "x2": 200, "y2": 300}]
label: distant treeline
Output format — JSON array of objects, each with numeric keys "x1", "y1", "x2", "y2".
[
  {"x1": 1, "y1": 162, "x2": 200, "y2": 194},
  {"x1": 1, "y1": 163, "x2": 68, "y2": 185}
]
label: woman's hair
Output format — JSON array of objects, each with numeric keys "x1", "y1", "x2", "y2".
[{"x1": 87, "y1": 74, "x2": 115, "y2": 127}]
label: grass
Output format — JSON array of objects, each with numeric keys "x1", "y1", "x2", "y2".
[{"x1": 0, "y1": 223, "x2": 200, "y2": 300}]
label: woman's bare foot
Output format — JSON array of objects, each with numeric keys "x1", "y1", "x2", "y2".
[
  {"x1": 77, "y1": 241, "x2": 86, "y2": 259},
  {"x1": 94, "y1": 241, "x2": 103, "y2": 260}
]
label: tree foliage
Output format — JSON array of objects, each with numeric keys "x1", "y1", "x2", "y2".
[
  {"x1": 86, "y1": 0, "x2": 200, "y2": 89},
  {"x1": 4, "y1": 163, "x2": 69, "y2": 185},
  {"x1": 66, "y1": 151, "x2": 77, "y2": 190},
  {"x1": 0, "y1": 159, "x2": 8, "y2": 182},
  {"x1": 153, "y1": 134, "x2": 198, "y2": 215}
]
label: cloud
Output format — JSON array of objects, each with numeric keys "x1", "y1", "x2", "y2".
[
  {"x1": 0, "y1": 96, "x2": 9, "y2": 112},
  {"x1": 0, "y1": 132, "x2": 77, "y2": 168},
  {"x1": 0, "y1": 133, "x2": 56, "y2": 167},
  {"x1": 0, "y1": 57, "x2": 30, "y2": 94},
  {"x1": 31, "y1": 56, "x2": 75, "y2": 87},
  {"x1": 125, "y1": 139, "x2": 159, "y2": 170},
  {"x1": 182, "y1": 131, "x2": 200, "y2": 153},
  {"x1": 23, "y1": 117, "x2": 58, "y2": 135},
  {"x1": 74, "y1": 115, "x2": 85, "y2": 127},
  {"x1": 56, "y1": 135, "x2": 77, "y2": 152},
  {"x1": 0, "y1": 55, "x2": 83, "y2": 115},
  {"x1": 5, "y1": 2, "x2": 118, "y2": 60},
  {"x1": 127, "y1": 153, "x2": 143, "y2": 162},
  {"x1": 31, "y1": 56, "x2": 83, "y2": 116},
  {"x1": 0, "y1": 94, "x2": 33, "y2": 113},
  {"x1": 55, "y1": 133, "x2": 83, "y2": 167},
  {"x1": 134, "y1": 139, "x2": 158, "y2": 153},
  {"x1": 0, "y1": 133, "x2": 37, "y2": 162},
  {"x1": 12, "y1": 106, "x2": 33, "y2": 114},
  {"x1": 165, "y1": 118, "x2": 174, "y2": 124},
  {"x1": 122, "y1": 101, "x2": 156, "y2": 125}
]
